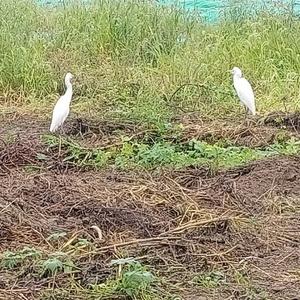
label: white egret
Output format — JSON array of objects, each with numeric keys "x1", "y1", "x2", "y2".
[
  {"x1": 50, "y1": 72, "x2": 74, "y2": 133},
  {"x1": 231, "y1": 67, "x2": 256, "y2": 116}
]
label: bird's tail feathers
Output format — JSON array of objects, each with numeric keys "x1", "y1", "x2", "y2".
[
  {"x1": 50, "y1": 122, "x2": 57, "y2": 133},
  {"x1": 249, "y1": 104, "x2": 256, "y2": 115}
]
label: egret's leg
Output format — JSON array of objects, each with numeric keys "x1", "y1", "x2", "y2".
[
  {"x1": 244, "y1": 106, "x2": 248, "y2": 119},
  {"x1": 58, "y1": 135, "x2": 62, "y2": 156},
  {"x1": 58, "y1": 125, "x2": 66, "y2": 136},
  {"x1": 58, "y1": 126, "x2": 64, "y2": 156}
]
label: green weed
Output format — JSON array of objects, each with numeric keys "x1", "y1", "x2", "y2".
[
  {"x1": 193, "y1": 271, "x2": 226, "y2": 288},
  {"x1": 23, "y1": 164, "x2": 44, "y2": 173},
  {"x1": 41, "y1": 253, "x2": 77, "y2": 276},
  {"x1": 242, "y1": 286, "x2": 268, "y2": 300},
  {"x1": 0, "y1": 247, "x2": 41, "y2": 269},
  {"x1": 0, "y1": 245, "x2": 79, "y2": 277},
  {"x1": 113, "y1": 258, "x2": 155, "y2": 298},
  {"x1": 46, "y1": 231, "x2": 67, "y2": 242},
  {"x1": 90, "y1": 258, "x2": 157, "y2": 299},
  {"x1": 43, "y1": 134, "x2": 300, "y2": 170}
]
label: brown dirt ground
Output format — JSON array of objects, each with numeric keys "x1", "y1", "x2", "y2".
[{"x1": 0, "y1": 115, "x2": 300, "y2": 300}]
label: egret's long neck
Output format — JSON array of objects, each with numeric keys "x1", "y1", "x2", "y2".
[
  {"x1": 233, "y1": 74, "x2": 241, "y2": 83},
  {"x1": 64, "y1": 80, "x2": 73, "y2": 103}
]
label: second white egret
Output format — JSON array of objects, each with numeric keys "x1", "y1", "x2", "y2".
[
  {"x1": 50, "y1": 72, "x2": 74, "y2": 133},
  {"x1": 231, "y1": 67, "x2": 256, "y2": 116}
]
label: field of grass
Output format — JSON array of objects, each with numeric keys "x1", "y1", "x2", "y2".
[
  {"x1": 1, "y1": 0, "x2": 300, "y2": 299},
  {"x1": 1, "y1": 0, "x2": 300, "y2": 122}
]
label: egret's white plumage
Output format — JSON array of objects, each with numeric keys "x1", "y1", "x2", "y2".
[
  {"x1": 231, "y1": 67, "x2": 256, "y2": 115},
  {"x1": 50, "y1": 72, "x2": 74, "y2": 133}
]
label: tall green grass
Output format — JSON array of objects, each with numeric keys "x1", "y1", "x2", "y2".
[{"x1": 0, "y1": 0, "x2": 300, "y2": 124}]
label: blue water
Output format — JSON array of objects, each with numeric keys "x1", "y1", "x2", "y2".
[
  {"x1": 161, "y1": 0, "x2": 300, "y2": 22},
  {"x1": 39, "y1": 0, "x2": 224, "y2": 21},
  {"x1": 160, "y1": 0, "x2": 224, "y2": 22},
  {"x1": 39, "y1": 1, "x2": 300, "y2": 22}
]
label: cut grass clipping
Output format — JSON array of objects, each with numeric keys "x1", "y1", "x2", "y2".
[{"x1": 43, "y1": 135, "x2": 300, "y2": 170}]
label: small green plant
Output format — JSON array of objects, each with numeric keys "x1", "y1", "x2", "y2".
[
  {"x1": 74, "y1": 238, "x2": 92, "y2": 247},
  {"x1": 41, "y1": 252, "x2": 78, "y2": 277},
  {"x1": 234, "y1": 270, "x2": 250, "y2": 286},
  {"x1": 42, "y1": 257, "x2": 64, "y2": 275},
  {"x1": 118, "y1": 262, "x2": 155, "y2": 298},
  {"x1": 0, "y1": 247, "x2": 41, "y2": 269},
  {"x1": 91, "y1": 258, "x2": 156, "y2": 299},
  {"x1": 46, "y1": 232, "x2": 67, "y2": 241},
  {"x1": 243, "y1": 286, "x2": 268, "y2": 300},
  {"x1": 267, "y1": 137, "x2": 300, "y2": 155},
  {"x1": 36, "y1": 153, "x2": 48, "y2": 161},
  {"x1": 114, "y1": 259, "x2": 155, "y2": 298},
  {"x1": 23, "y1": 164, "x2": 43, "y2": 173},
  {"x1": 193, "y1": 271, "x2": 226, "y2": 288},
  {"x1": 67, "y1": 238, "x2": 94, "y2": 253}
]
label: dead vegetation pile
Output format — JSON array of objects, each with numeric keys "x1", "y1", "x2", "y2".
[{"x1": 0, "y1": 117, "x2": 299, "y2": 299}]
